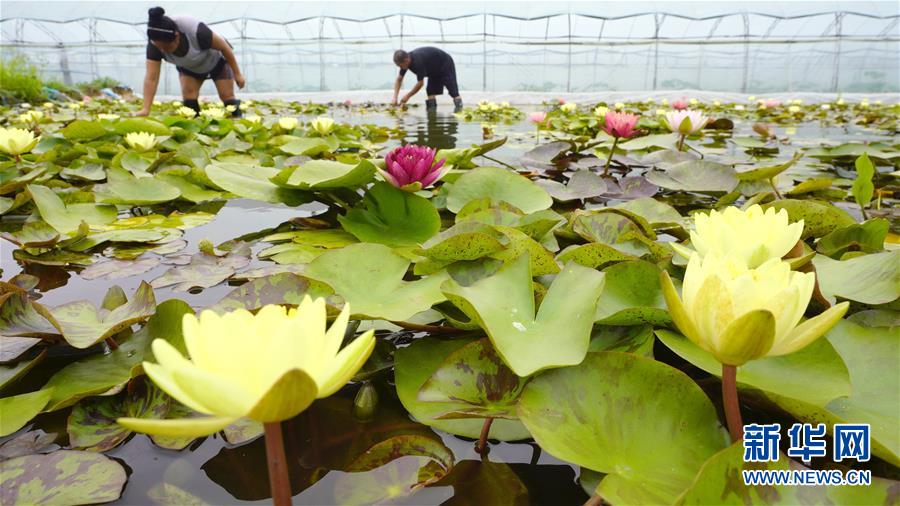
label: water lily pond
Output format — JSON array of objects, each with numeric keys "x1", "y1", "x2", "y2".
[{"x1": 0, "y1": 97, "x2": 898, "y2": 505}]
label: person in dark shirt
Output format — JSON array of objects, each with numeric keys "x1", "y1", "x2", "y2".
[
  {"x1": 392, "y1": 47, "x2": 463, "y2": 112},
  {"x1": 137, "y1": 7, "x2": 245, "y2": 117}
]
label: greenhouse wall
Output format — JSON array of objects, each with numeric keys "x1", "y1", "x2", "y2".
[{"x1": 1, "y1": 1, "x2": 898, "y2": 94}]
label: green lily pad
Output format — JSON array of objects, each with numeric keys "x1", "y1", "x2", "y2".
[
  {"x1": 67, "y1": 382, "x2": 169, "y2": 451},
  {"x1": 435, "y1": 460, "x2": 529, "y2": 505},
  {"x1": 394, "y1": 336, "x2": 531, "y2": 440},
  {"x1": 94, "y1": 167, "x2": 181, "y2": 205},
  {"x1": 442, "y1": 254, "x2": 605, "y2": 376},
  {"x1": 0, "y1": 388, "x2": 53, "y2": 436},
  {"x1": 114, "y1": 117, "x2": 172, "y2": 136},
  {"x1": 205, "y1": 162, "x2": 311, "y2": 205},
  {"x1": 813, "y1": 251, "x2": 900, "y2": 305},
  {"x1": 646, "y1": 160, "x2": 738, "y2": 192},
  {"x1": 614, "y1": 197, "x2": 684, "y2": 229},
  {"x1": 594, "y1": 260, "x2": 671, "y2": 325},
  {"x1": 222, "y1": 418, "x2": 264, "y2": 445},
  {"x1": 0, "y1": 451, "x2": 126, "y2": 504},
  {"x1": 278, "y1": 136, "x2": 335, "y2": 156},
  {"x1": 815, "y1": 219, "x2": 888, "y2": 257},
  {"x1": 656, "y1": 329, "x2": 851, "y2": 408},
  {"x1": 79, "y1": 258, "x2": 161, "y2": 281},
  {"x1": 589, "y1": 325, "x2": 655, "y2": 357},
  {"x1": 0, "y1": 293, "x2": 60, "y2": 337},
  {"x1": 338, "y1": 181, "x2": 441, "y2": 246},
  {"x1": 304, "y1": 243, "x2": 448, "y2": 321},
  {"x1": 517, "y1": 351, "x2": 730, "y2": 505},
  {"x1": 421, "y1": 222, "x2": 507, "y2": 262},
  {"x1": 156, "y1": 173, "x2": 224, "y2": 203},
  {"x1": 26, "y1": 184, "x2": 117, "y2": 235},
  {"x1": 763, "y1": 199, "x2": 856, "y2": 239},
  {"x1": 536, "y1": 170, "x2": 608, "y2": 201},
  {"x1": 620, "y1": 133, "x2": 679, "y2": 151},
  {"x1": 490, "y1": 226, "x2": 560, "y2": 276},
  {"x1": 49, "y1": 281, "x2": 156, "y2": 349},
  {"x1": 207, "y1": 273, "x2": 338, "y2": 314},
  {"x1": 62, "y1": 120, "x2": 108, "y2": 141},
  {"x1": 417, "y1": 338, "x2": 525, "y2": 420},
  {"x1": 445, "y1": 166, "x2": 552, "y2": 214},
  {"x1": 42, "y1": 299, "x2": 193, "y2": 411},
  {"x1": 436, "y1": 137, "x2": 506, "y2": 170},
  {"x1": 735, "y1": 152, "x2": 803, "y2": 181},
  {"x1": 555, "y1": 243, "x2": 638, "y2": 269},
  {"x1": 273, "y1": 159, "x2": 376, "y2": 189},
  {"x1": 676, "y1": 442, "x2": 899, "y2": 505},
  {"x1": 0, "y1": 336, "x2": 41, "y2": 362}
]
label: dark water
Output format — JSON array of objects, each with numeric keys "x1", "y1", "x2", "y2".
[{"x1": 2, "y1": 110, "x2": 893, "y2": 505}]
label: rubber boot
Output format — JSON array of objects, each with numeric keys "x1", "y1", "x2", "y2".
[
  {"x1": 453, "y1": 97, "x2": 464, "y2": 113},
  {"x1": 224, "y1": 98, "x2": 242, "y2": 118},
  {"x1": 183, "y1": 99, "x2": 201, "y2": 117},
  {"x1": 425, "y1": 98, "x2": 437, "y2": 111}
]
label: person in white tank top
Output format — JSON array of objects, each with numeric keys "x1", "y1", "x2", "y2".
[{"x1": 137, "y1": 6, "x2": 245, "y2": 117}]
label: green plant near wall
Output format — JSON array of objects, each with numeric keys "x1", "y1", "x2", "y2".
[{"x1": 0, "y1": 55, "x2": 46, "y2": 104}]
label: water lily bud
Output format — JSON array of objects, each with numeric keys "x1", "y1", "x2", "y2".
[
  {"x1": 689, "y1": 98, "x2": 699, "y2": 105},
  {"x1": 820, "y1": 104, "x2": 831, "y2": 111},
  {"x1": 124, "y1": 131, "x2": 158, "y2": 152},
  {"x1": 614, "y1": 102, "x2": 625, "y2": 110},
  {"x1": 792, "y1": 99, "x2": 803, "y2": 105},
  {"x1": 661, "y1": 255, "x2": 849, "y2": 366},
  {"x1": 747, "y1": 95, "x2": 756, "y2": 101},
  {"x1": 0, "y1": 127, "x2": 40, "y2": 156},
  {"x1": 353, "y1": 382, "x2": 379, "y2": 421},
  {"x1": 713, "y1": 100, "x2": 721, "y2": 107},
  {"x1": 278, "y1": 117, "x2": 298, "y2": 130},
  {"x1": 244, "y1": 114, "x2": 262, "y2": 124},
  {"x1": 661, "y1": 98, "x2": 670, "y2": 106},
  {"x1": 225, "y1": 104, "x2": 237, "y2": 113},
  {"x1": 836, "y1": 98, "x2": 845, "y2": 105},
  {"x1": 117, "y1": 298, "x2": 376, "y2": 437},
  {"x1": 594, "y1": 105, "x2": 609, "y2": 117},
  {"x1": 560, "y1": 102, "x2": 577, "y2": 113},
  {"x1": 379, "y1": 144, "x2": 448, "y2": 191},
  {"x1": 171, "y1": 100, "x2": 183, "y2": 107},
  {"x1": 734, "y1": 105, "x2": 745, "y2": 111},
  {"x1": 42, "y1": 102, "x2": 54, "y2": 108},
  {"x1": 529, "y1": 111, "x2": 547, "y2": 124},
  {"x1": 311, "y1": 116, "x2": 335, "y2": 135},
  {"x1": 788, "y1": 105, "x2": 801, "y2": 113}
]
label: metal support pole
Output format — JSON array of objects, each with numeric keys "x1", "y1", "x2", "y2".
[
  {"x1": 482, "y1": 12, "x2": 487, "y2": 91},
  {"x1": 832, "y1": 12, "x2": 843, "y2": 92},
  {"x1": 566, "y1": 13, "x2": 572, "y2": 92},
  {"x1": 58, "y1": 43, "x2": 72, "y2": 85},
  {"x1": 318, "y1": 17, "x2": 326, "y2": 91},
  {"x1": 651, "y1": 14, "x2": 662, "y2": 90},
  {"x1": 741, "y1": 13, "x2": 750, "y2": 93}
]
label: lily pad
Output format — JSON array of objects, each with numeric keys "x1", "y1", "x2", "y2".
[
  {"x1": 445, "y1": 167, "x2": 553, "y2": 214},
  {"x1": 114, "y1": 117, "x2": 172, "y2": 136},
  {"x1": 304, "y1": 243, "x2": 448, "y2": 321},
  {"x1": 394, "y1": 336, "x2": 531, "y2": 440},
  {"x1": 338, "y1": 181, "x2": 441, "y2": 246},
  {"x1": 594, "y1": 260, "x2": 671, "y2": 325},
  {"x1": 61, "y1": 120, "x2": 108, "y2": 141},
  {"x1": 517, "y1": 351, "x2": 730, "y2": 505},
  {"x1": 763, "y1": 199, "x2": 856, "y2": 239},
  {"x1": 417, "y1": 338, "x2": 525, "y2": 420},
  {"x1": 42, "y1": 299, "x2": 193, "y2": 411},
  {"x1": 67, "y1": 383, "x2": 169, "y2": 451},
  {"x1": 26, "y1": 184, "x2": 117, "y2": 235},
  {"x1": 207, "y1": 273, "x2": 337, "y2": 314},
  {"x1": 0, "y1": 389, "x2": 53, "y2": 436},
  {"x1": 646, "y1": 160, "x2": 738, "y2": 192},
  {"x1": 79, "y1": 258, "x2": 161, "y2": 281},
  {"x1": 273, "y1": 159, "x2": 376, "y2": 189},
  {"x1": 815, "y1": 219, "x2": 888, "y2": 257},
  {"x1": 536, "y1": 170, "x2": 608, "y2": 201},
  {"x1": 94, "y1": 167, "x2": 181, "y2": 205},
  {"x1": 49, "y1": 281, "x2": 156, "y2": 349},
  {"x1": 151, "y1": 251, "x2": 250, "y2": 292},
  {"x1": 0, "y1": 451, "x2": 126, "y2": 505},
  {"x1": 0, "y1": 293, "x2": 61, "y2": 337},
  {"x1": 442, "y1": 254, "x2": 605, "y2": 376},
  {"x1": 205, "y1": 162, "x2": 310, "y2": 206},
  {"x1": 555, "y1": 243, "x2": 638, "y2": 269},
  {"x1": 813, "y1": 251, "x2": 900, "y2": 305}
]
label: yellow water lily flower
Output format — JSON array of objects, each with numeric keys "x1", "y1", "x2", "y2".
[
  {"x1": 311, "y1": 116, "x2": 335, "y2": 135},
  {"x1": 614, "y1": 102, "x2": 625, "y2": 110},
  {"x1": 0, "y1": 127, "x2": 40, "y2": 156},
  {"x1": 593, "y1": 105, "x2": 609, "y2": 117},
  {"x1": 118, "y1": 298, "x2": 375, "y2": 437},
  {"x1": 560, "y1": 102, "x2": 577, "y2": 113},
  {"x1": 244, "y1": 114, "x2": 262, "y2": 124},
  {"x1": 672, "y1": 204, "x2": 803, "y2": 268},
  {"x1": 177, "y1": 106, "x2": 197, "y2": 118},
  {"x1": 788, "y1": 105, "x2": 801, "y2": 113},
  {"x1": 124, "y1": 131, "x2": 158, "y2": 152},
  {"x1": 18, "y1": 110, "x2": 43, "y2": 123},
  {"x1": 820, "y1": 104, "x2": 831, "y2": 111},
  {"x1": 225, "y1": 104, "x2": 237, "y2": 113},
  {"x1": 734, "y1": 105, "x2": 746, "y2": 111},
  {"x1": 661, "y1": 255, "x2": 849, "y2": 366},
  {"x1": 98, "y1": 113, "x2": 120, "y2": 121},
  {"x1": 42, "y1": 102, "x2": 54, "y2": 108},
  {"x1": 278, "y1": 117, "x2": 298, "y2": 130},
  {"x1": 201, "y1": 107, "x2": 226, "y2": 119}
]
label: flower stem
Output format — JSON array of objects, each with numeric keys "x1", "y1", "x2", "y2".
[
  {"x1": 603, "y1": 137, "x2": 619, "y2": 176},
  {"x1": 474, "y1": 417, "x2": 494, "y2": 455},
  {"x1": 676, "y1": 134, "x2": 686, "y2": 151},
  {"x1": 722, "y1": 364, "x2": 743, "y2": 442},
  {"x1": 769, "y1": 178, "x2": 783, "y2": 200},
  {"x1": 535, "y1": 126, "x2": 540, "y2": 145},
  {"x1": 264, "y1": 422, "x2": 293, "y2": 506},
  {"x1": 584, "y1": 493, "x2": 604, "y2": 506}
]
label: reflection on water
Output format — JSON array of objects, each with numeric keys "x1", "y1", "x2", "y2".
[{"x1": 401, "y1": 109, "x2": 460, "y2": 150}]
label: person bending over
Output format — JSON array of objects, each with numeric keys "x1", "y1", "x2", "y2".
[
  {"x1": 138, "y1": 7, "x2": 244, "y2": 117},
  {"x1": 392, "y1": 47, "x2": 463, "y2": 112}
]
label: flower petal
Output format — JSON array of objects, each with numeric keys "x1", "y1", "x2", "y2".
[
  {"x1": 117, "y1": 416, "x2": 235, "y2": 438},
  {"x1": 317, "y1": 329, "x2": 375, "y2": 398},
  {"x1": 715, "y1": 309, "x2": 776, "y2": 366},
  {"x1": 245, "y1": 368, "x2": 318, "y2": 422},
  {"x1": 769, "y1": 302, "x2": 849, "y2": 356},
  {"x1": 171, "y1": 360, "x2": 257, "y2": 418},
  {"x1": 660, "y1": 271, "x2": 705, "y2": 350}
]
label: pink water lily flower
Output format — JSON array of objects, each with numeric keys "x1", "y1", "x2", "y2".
[
  {"x1": 603, "y1": 111, "x2": 640, "y2": 139},
  {"x1": 672, "y1": 99, "x2": 688, "y2": 110},
  {"x1": 529, "y1": 111, "x2": 547, "y2": 124},
  {"x1": 379, "y1": 144, "x2": 448, "y2": 191},
  {"x1": 664, "y1": 109, "x2": 709, "y2": 135}
]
